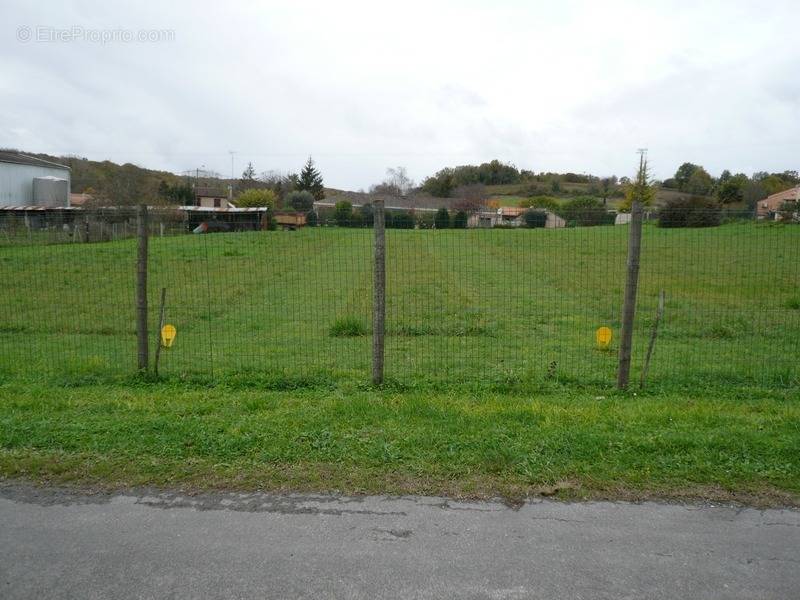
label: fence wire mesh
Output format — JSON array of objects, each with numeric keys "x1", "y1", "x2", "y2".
[{"x1": 1, "y1": 206, "x2": 797, "y2": 389}]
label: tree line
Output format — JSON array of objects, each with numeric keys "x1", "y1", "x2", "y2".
[
  {"x1": 11, "y1": 149, "x2": 797, "y2": 213},
  {"x1": 662, "y1": 163, "x2": 798, "y2": 206},
  {"x1": 231, "y1": 156, "x2": 324, "y2": 210}
]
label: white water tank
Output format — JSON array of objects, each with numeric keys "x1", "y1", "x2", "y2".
[{"x1": 32, "y1": 176, "x2": 69, "y2": 207}]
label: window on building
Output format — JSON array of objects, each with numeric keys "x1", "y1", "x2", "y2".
[{"x1": 214, "y1": 198, "x2": 221, "y2": 207}]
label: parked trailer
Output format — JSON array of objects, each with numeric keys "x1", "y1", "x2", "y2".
[{"x1": 274, "y1": 212, "x2": 307, "y2": 230}]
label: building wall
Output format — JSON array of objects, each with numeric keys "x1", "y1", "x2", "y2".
[
  {"x1": 546, "y1": 212, "x2": 566, "y2": 228},
  {"x1": 757, "y1": 187, "x2": 799, "y2": 218},
  {"x1": 197, "y1": 196, "x2": 228, "y2": 208},
  {"x1": 0, "y1": 162, "x2": 71, "y2": 207},
  {"x1": 467, "y1": 210, "x2": 566, "y2": 228}
]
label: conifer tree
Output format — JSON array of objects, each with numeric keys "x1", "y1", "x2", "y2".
[
  {"x1": 298, "y1": 156, "x2": 325, "y2": 200},
  {"x1": 620, "y1": 152, "x2": 656, "y2": 211}
]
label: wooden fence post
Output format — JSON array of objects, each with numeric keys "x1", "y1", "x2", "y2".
[
  {"x1": 153, "y1": 287, "x2": 167, "y2": 376},
  {"x1": 639, "y1": 289, "x2": 666, "y2": 389},
  {"x1": 136, "y1": 204, "x2": 149, "y2": 372},
  {"x1": 372, "y1": 198, "x2": 386, "y2": 385},
  {"x1": 617, "y1": 201, "x2": 643, "y2": 389}
]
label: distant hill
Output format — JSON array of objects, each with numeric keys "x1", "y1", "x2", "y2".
[
  {"x1": 483, "y1": 181, "x2": 699, "y2": 209},
  {"x1": 2, "y1": 150, "x2": 721, "y2": 209}
]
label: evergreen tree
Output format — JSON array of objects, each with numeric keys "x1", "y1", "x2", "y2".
[
  {"x1": 239, "y1": 162, "x2": 258, "y2": 193},
  {"x1": 298, "y1": 156, "x2": 325, "y2": 200},
  {"x1": 434, "y1": 207, "x2": 450, "y2": 229},
  {"x1": 453, "y1": 210, "x2": 468, "y2": 228},
  {"x1": 157, "y1": 179, "x2": 169, "y2": 199},
  {"x1": 620, "y1": 153, "x2": 656, "y2": 211},
  {"x1": 241, "y1": 162, "x2": 256, "y2": 182}
]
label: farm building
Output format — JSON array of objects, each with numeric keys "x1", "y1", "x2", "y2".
[
  {"x1": 194, "y1": 186, "x2": 234, "y2": 208},
  {"x1": 69, "y1": 193, "x2": 93, "y2": 206},
  {"x1": 467, "y1": 210, "x2": 502, "y2": 228},
  {"x1": 0, "y1": 151, "x2": 71, "y2": 207},
  {"x1": 179, "y1": 205, "x2": 270, "y2": 232},
  {"x1": 467, "y1": 208, "x2": 566, "y2": 228},
  {"x1": 756, "y1": 186, "x2": 800, "y2": 219}
]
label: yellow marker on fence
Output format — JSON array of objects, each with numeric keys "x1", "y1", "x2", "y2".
[
  {"x1": 161, "y1": 324, "x2": 177, "y2": 348},
  {"x1": 596, "y1": 326, "x2": 612, "y2": 349}
]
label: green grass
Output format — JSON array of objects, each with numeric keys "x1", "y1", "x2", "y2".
[
  {"x1": 1, "y1": 224, "x2": 797, "y2": 503},
  {"x1": 0, "y1": 380, "x2": 797, "y2": 505},
  {"x1": 329, "y1": 316, "x2": 369, "y2": 337},
  {"x1": 0, "y1": 222, "x2": 797, "y2": 390}
]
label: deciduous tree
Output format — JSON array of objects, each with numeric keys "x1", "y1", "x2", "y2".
[{"x1": 235, "y1": 188, "x2": 276, "y2": 208}]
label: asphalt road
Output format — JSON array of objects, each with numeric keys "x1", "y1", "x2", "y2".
[{"x1": 1, "y1": 484, "x2": 798, "y2": 599}]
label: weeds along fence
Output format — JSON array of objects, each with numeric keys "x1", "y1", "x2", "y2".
[{"x1": 0, "y1": 203, "x2": 798, "y2": 389}]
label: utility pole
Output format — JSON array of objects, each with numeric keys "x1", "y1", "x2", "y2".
[{"x1": 228, "y1": 150, "x2": 237, "y2": 200}]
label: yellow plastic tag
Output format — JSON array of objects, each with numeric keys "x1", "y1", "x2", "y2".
[
  {"x1": 161, "y1": 324, "x2": 177, "y2": 348},
  {"x1": 596, "y1": 326, "x2": 612, "y2": 349}
]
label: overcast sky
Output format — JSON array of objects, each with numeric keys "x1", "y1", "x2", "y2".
[{"x1": 2, "y1": 0, "x2": 798, "y2": 189}]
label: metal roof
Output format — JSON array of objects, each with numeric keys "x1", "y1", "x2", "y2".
[
  {"x1": 0, "y1": 205, "x2": 83, "y2": 211},
  {"x1": 313, "y1": 201, "x2": 438, "y2": 213},
  {"x1": 0, "y1": 151, "x2": 70, "y2": 170},
  {"x1": 178, "y1": 205, "x2": 270, "y2": 212}
]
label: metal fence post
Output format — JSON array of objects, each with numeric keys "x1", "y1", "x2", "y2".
[
  {"x1": 372, "y1": 198, "x2": 386, "y2": 385},
  {"x1": 617, "y1": 201, "x2": 643, "y2": 389},
  {"x1": 136, "y1": 204, "x2": 149, "y2": 372}
]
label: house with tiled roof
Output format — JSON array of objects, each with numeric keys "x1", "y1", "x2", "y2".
[{"x1": 757, "y1": 186, "x2": 800, "y2": 219}]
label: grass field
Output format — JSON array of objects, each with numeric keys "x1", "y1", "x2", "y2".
[
  {"x1": 1, "y1": 221, "x2": 798, "y2": 389},
  {"x1": 0, "y1": 381, "x2": 798, "y2": 505},
  {"x1": 1, "y1": 222, "x2": 798, "y2": 503}
]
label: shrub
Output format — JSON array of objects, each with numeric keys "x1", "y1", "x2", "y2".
[
  {"x1": 359, "y1": 203, "x2": 374, "y2": 227},
  {"x1": 434, "y1": 207, "x2": 450, "y2": 229},
  {"x1": 520, "y1": 195, "x2": 559, "y2": 211},
  {"x1": 236, "y1": 188, "x2": 276, "y2": 208},
  {"x1": 285, "y1": 190, "x2": 315, "y2": 212},
  {"x1": 329, "y1": 316, "x2": 368, "y2": 337},
  {"x1": 778, "y1": 201, "x2": 799, "y2": 223},
  {"x1": 306, "y1": 210, "x2": 318, "y2": 227},
  {"x1": 557, "y1": 197, "x2": 614, "y2": 226},
  {"x1": 658, "y1": 196, "x2": 722, "y2": 228},
  {"x1": 349, "y1": 211, "x2": 364, "y2": 228},
  {"x1": 416, "y1": 211, "x2": 435, "y2": 229},
  {"x1": 452, "y1": 210, "x2": 468, "y2": 229},
  {"x1": 334, "y1": 201, "x2": 353, "y2": 227},
  {"x1": 387, "y1": 211, "x2": 415, "y2": 229},
  {"x1": 523, "y1": 209, "x2": 547, "y2": 228}
]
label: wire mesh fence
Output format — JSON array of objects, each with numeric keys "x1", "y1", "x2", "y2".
[{"x1": 1, "y1": 204, "x2": 797, "y2": 389}]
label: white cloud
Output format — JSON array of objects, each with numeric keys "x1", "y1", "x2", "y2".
[{"x1": 1, "y1": 0, "x2": 798, "y2": 188}]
